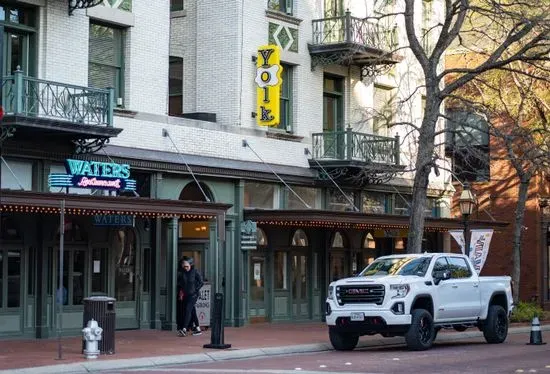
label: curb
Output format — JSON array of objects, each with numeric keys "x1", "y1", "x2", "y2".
[{"x1": 3, "y1": 325, "x2": 548, "y2": 374}]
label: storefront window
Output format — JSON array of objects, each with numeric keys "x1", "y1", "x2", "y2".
[
  {"x1": 7, "y1": 250, "x2": 21, "y2": 307},
  {"x1": 362, "y1": 191, "x2": 386, "y2": 214},
  {"x1": 274, "y1": 252, "x2": 288, "y2": 289},
  {"x1": 244, "y1": 182, "x2": 277, "y2": 209},
  {"x1": 328, "y1": 188, "x2": 355, "y2": 211},
  {"x1": 286, "y1": 186, "x2": 320, "y2": 209},
  {"x1": 57, "y1": 249, "x2": 85, "y2": 306},
  {"x1": 329, "y1": 251, "x2": 347, "y2": 282},
  {"x1": 394, "y1": 195, "x2": 412, "y2": 215}
]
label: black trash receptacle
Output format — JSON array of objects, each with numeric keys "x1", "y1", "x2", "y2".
[{"x1": 82, "y1": 296, "x2": 116, "y2": 354}]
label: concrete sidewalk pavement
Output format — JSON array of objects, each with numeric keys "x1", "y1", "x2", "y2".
[{"x1": 0, "y1": 323, "x2": 546, "y2": 374}]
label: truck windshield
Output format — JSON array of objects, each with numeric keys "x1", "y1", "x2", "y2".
[{"x1": 359, "y1": 257, "x2": 431, "y2": 277}]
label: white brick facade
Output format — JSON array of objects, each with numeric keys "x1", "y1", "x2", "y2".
[{"x1": 30, "y1": 0, "x2": 447, "y2": 189}]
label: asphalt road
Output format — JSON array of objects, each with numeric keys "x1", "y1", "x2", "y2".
[{"x1": 108, "y1": 332, "x2": 550, "y2": 374}]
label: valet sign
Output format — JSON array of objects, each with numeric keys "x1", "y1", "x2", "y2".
[
  {"x1": 255, "y1": 44, "x2": 283, "y2": 127},
  {"x1": 48, "y1": 159, "x2": 137, "y2": 192}
]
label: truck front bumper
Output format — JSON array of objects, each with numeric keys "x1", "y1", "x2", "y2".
[{"x1": 325, "y1": 300, "x2": 411, "y2": 335}]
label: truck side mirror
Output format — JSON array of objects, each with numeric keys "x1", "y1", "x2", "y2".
[{"x1": 433, "y1": 270, "x2": 451, "y2": 285}]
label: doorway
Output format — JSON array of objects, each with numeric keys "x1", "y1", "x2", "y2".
[
  {"x1": 290, "y1": 252, "x2": 309, "y2": 320},
  {"x1": 113, "y1": 228, "x2": 140, "y2": 329}
]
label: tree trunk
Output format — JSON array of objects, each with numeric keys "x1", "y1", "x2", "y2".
[
  {"x1": 407, "y1": 102, "x2": 440, "y2": 253},
  {"x1": 512, "y1": 177, "x2": 531, "y2": 303}
]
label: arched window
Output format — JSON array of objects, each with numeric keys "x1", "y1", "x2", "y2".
[
  {"x1": 362, "y1": 232, "x2": 376, "y2": 249},
  {"x1": 291, "y1": 229, "x2": 308, "y2": 246},
  {"x1": 257, "y1": 227, "x2": 268, "y2": 247},
  {"x1": 331, "y1": 231, "x2": 347, "y2": 248},
  {"x1": 179, "y1": 181, "x2": 214, "y2": 202}
]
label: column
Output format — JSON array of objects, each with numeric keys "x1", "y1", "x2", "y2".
[{"x1": 165, "y1": 217, "x2": 179, "y2": 330}]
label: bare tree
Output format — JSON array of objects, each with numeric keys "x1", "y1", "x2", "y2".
[
  {"x1": 447, "y1": 64, "x2": 550, "y2": 301},
  {"x1": 389, "y1": 0, "x2": 550, "y2": 253}
]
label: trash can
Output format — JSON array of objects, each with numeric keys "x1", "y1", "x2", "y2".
[{"x1": 82, "y1": 296, "x2": 116, "y2": 354}]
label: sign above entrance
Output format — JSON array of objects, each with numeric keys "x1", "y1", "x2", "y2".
[
  {"x1": 93, "y1": 215, "x2": 135, "y2": 227},
  {"x1": 48, "y1": 159, "x2": 137, "y2": 192},
  {"x1": 255, "y1": 45, "x2": 283, "y2": 127}
]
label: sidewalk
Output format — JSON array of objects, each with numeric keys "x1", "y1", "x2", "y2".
[{"x1": 0, "y1": 322, "x2": 544, "y2": 374}]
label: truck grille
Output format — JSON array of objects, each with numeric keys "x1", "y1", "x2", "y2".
[{"x1": 336, "y1": 284, "x2": 385, "y2": 305}]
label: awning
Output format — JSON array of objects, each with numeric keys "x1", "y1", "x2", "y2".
[
  {"x1": 244, "y1": 209, "x2": 509, "y2": 232},
  {"x1": 0, "y1": 190, "x2": 232, "y2": 219}
]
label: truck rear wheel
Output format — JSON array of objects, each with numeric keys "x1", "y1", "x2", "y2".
[
  {"x1": 405, "y1": 308, "x2": 434, "y2": 351},
  {"x1": 483, "y1": 305, "x2": 508, "y2": 344},
  {"x1": 329, "y1": 327, "x2": 359, "y2": 351}
]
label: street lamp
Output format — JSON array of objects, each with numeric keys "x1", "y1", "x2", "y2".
[{"x1": 459, "y1": 182, "x2": 476, "y2": 257}]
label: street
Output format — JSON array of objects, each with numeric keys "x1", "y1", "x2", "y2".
[{"x1": 107, "y1": 332, "x2": 550, "y2": 374}]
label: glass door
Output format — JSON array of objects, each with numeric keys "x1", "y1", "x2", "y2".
[
  {"x1": 323, "y1": 76, "x2": 344, "y2": 159},
  {"x1": 249, "y1": 252, "x2": 268, "y2": 322},
  {"x1": 113, "y1": 228, "x2": 140, "y2": 329},
  {"x1": 291, "y1": 252, "x2": 309, "y2": 320},
  {"x1": 4, "y1": 30, "x2": 29, "y2": 75}
]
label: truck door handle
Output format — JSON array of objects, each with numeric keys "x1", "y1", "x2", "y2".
[
  {"x1": 452, "y1": 285, "x2": 458, "y2": 288},
  {"x1": 473, "y1": 284, "x2": 479, "y2": 288}
]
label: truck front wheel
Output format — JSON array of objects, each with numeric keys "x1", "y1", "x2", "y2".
[
  {"x1": 483, "y1": 305, "x2": 508, "y2": 344},
  {"x1": 405, "y1": 308, "x2": 434, "y2": 351},
  {"x1": 329, "y1": 327, "x2": 359, "y2": 351}
]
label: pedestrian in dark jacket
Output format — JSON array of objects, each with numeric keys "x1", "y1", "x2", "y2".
[{"x1": 176, "y1": 256, "x2": 203, "y2": 336}]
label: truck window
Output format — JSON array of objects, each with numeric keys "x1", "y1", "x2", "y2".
[
  {"x1": 431, "y1": 257, "x2": 449, "y2": 277},
  {"x1": 359, "y1": 256, "x2": 431, "y2": 276},
  {"x1": 447, "y1": 257, "x2": 472, "y2": 278}
]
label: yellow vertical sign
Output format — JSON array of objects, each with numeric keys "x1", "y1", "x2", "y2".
[{"x1": 255, "y1": 45, "x2": 283, "y2": 127}]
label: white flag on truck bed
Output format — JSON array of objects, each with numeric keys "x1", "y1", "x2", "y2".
[{"x1": 449, "y1": 229, "x2": 493, "y2": 274}]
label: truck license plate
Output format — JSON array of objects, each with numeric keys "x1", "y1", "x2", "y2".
[{"x1": 350, "y1": 312, "x2": 364, "y2": 321}]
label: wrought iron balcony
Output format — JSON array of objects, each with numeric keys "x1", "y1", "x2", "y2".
[
  {"x1": 0, "y1": 69, "x2": 121, "y2": 153},
  {"x1": 308, "y1": 11, "x2": 400, "y2": 77},
  {"x1": 309, "y1": 128, "x2": 403, "y2": 186}
]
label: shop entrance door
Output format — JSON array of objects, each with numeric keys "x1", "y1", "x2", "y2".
[
  {"x1": 290, "y1": 253, "x2": 309, "y2": 320},
  {"x1": 113, "y1": 228, "x2": 140, "y2": 329}
]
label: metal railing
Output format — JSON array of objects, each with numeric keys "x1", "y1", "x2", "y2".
[
  {"x1": 2, "y1": 69, "x2": 114, "y2": 127},
  {"x1": 311, "y1": 128, "x2": 400, "y2": 165},
  {"x1": 311, "y1": 11, "x2": 396, "y2": 52}
]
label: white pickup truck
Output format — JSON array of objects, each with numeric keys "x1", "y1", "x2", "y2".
[{"x1": 326, "y1": 253, "x2": 513, "y2": 351}]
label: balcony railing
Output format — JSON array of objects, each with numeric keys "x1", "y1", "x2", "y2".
[
  {"x1": 311, "y1": 128, "x2": 400, "y2": 166},
  {"x1": 311, "y1": 11, "x2": 397, "y2": 52},
  {"x1": 2, "y1": 69, "x2": 114, "y2": 127}
]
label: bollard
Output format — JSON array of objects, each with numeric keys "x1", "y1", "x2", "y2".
[
  {"x1": 526, "y1": 316, "x2": 546, "y2": 345},
  {"x1": 203, "y1": 293, "x2": 231, "y2": 349}
]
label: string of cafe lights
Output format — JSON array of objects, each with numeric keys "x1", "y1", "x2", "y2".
[
  {"x1": 0, "y1": 205, "x2": 215, "y2": 220},
  {"x1": 255, "y1": 220, "x2": 451, "y2": 232}
]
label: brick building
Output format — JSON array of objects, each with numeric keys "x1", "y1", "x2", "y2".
[
  {"x1": 445, "y1": 53, "x2": 548, "y2": 305},
  {"x1": 0, "y1": 0, "x2": 495, "y2": 339}
]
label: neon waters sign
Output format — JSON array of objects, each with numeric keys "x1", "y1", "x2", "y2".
[{"x1": 48, "y1": 159, "x2": 136, "y2": 191}]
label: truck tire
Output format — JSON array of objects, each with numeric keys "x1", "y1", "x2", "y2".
[
  {"x1": 405, "y1": 308, "x2": 434, "y2": 351},
  {"x1": 483, "y1": 305, "x2": 508, "y2": 344},
  {"x1": 329, "y1": 327, "x2": 359, "y2": 351}
]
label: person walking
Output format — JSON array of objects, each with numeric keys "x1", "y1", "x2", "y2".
[{"x1": 176, "y1": 256, "x2": 204, "y2": 336}]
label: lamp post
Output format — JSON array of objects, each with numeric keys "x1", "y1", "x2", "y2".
[{"x1": 459, "y1": 183, "x2": 476, "y2": 257}]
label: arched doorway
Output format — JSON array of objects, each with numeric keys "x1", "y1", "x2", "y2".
[
  {"x1": 290, "y1": 229, "x2": 309, "y2": 320},
  {"x1": 329, "y1": 230, "x2": 350, "y2": 281},
  {"x1": 178, "y1": 182, "x2": 214, "y2": 275}
]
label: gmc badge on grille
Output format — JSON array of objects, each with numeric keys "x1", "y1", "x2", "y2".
[{"x1": 347, "y1": 288, "x2": 370, "y2": 295}]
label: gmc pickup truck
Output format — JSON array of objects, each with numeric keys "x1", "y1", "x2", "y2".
[{"x1": 326, "y1": 253, "x2": 513, "y2": 351}]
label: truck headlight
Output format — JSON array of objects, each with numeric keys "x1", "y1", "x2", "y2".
[
  {"x1": 328, "y1": 285, "x2": 334, "y2": 299},
  {"x1": 390, "y1": 284, "x2": 410, "y2": 298}
]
